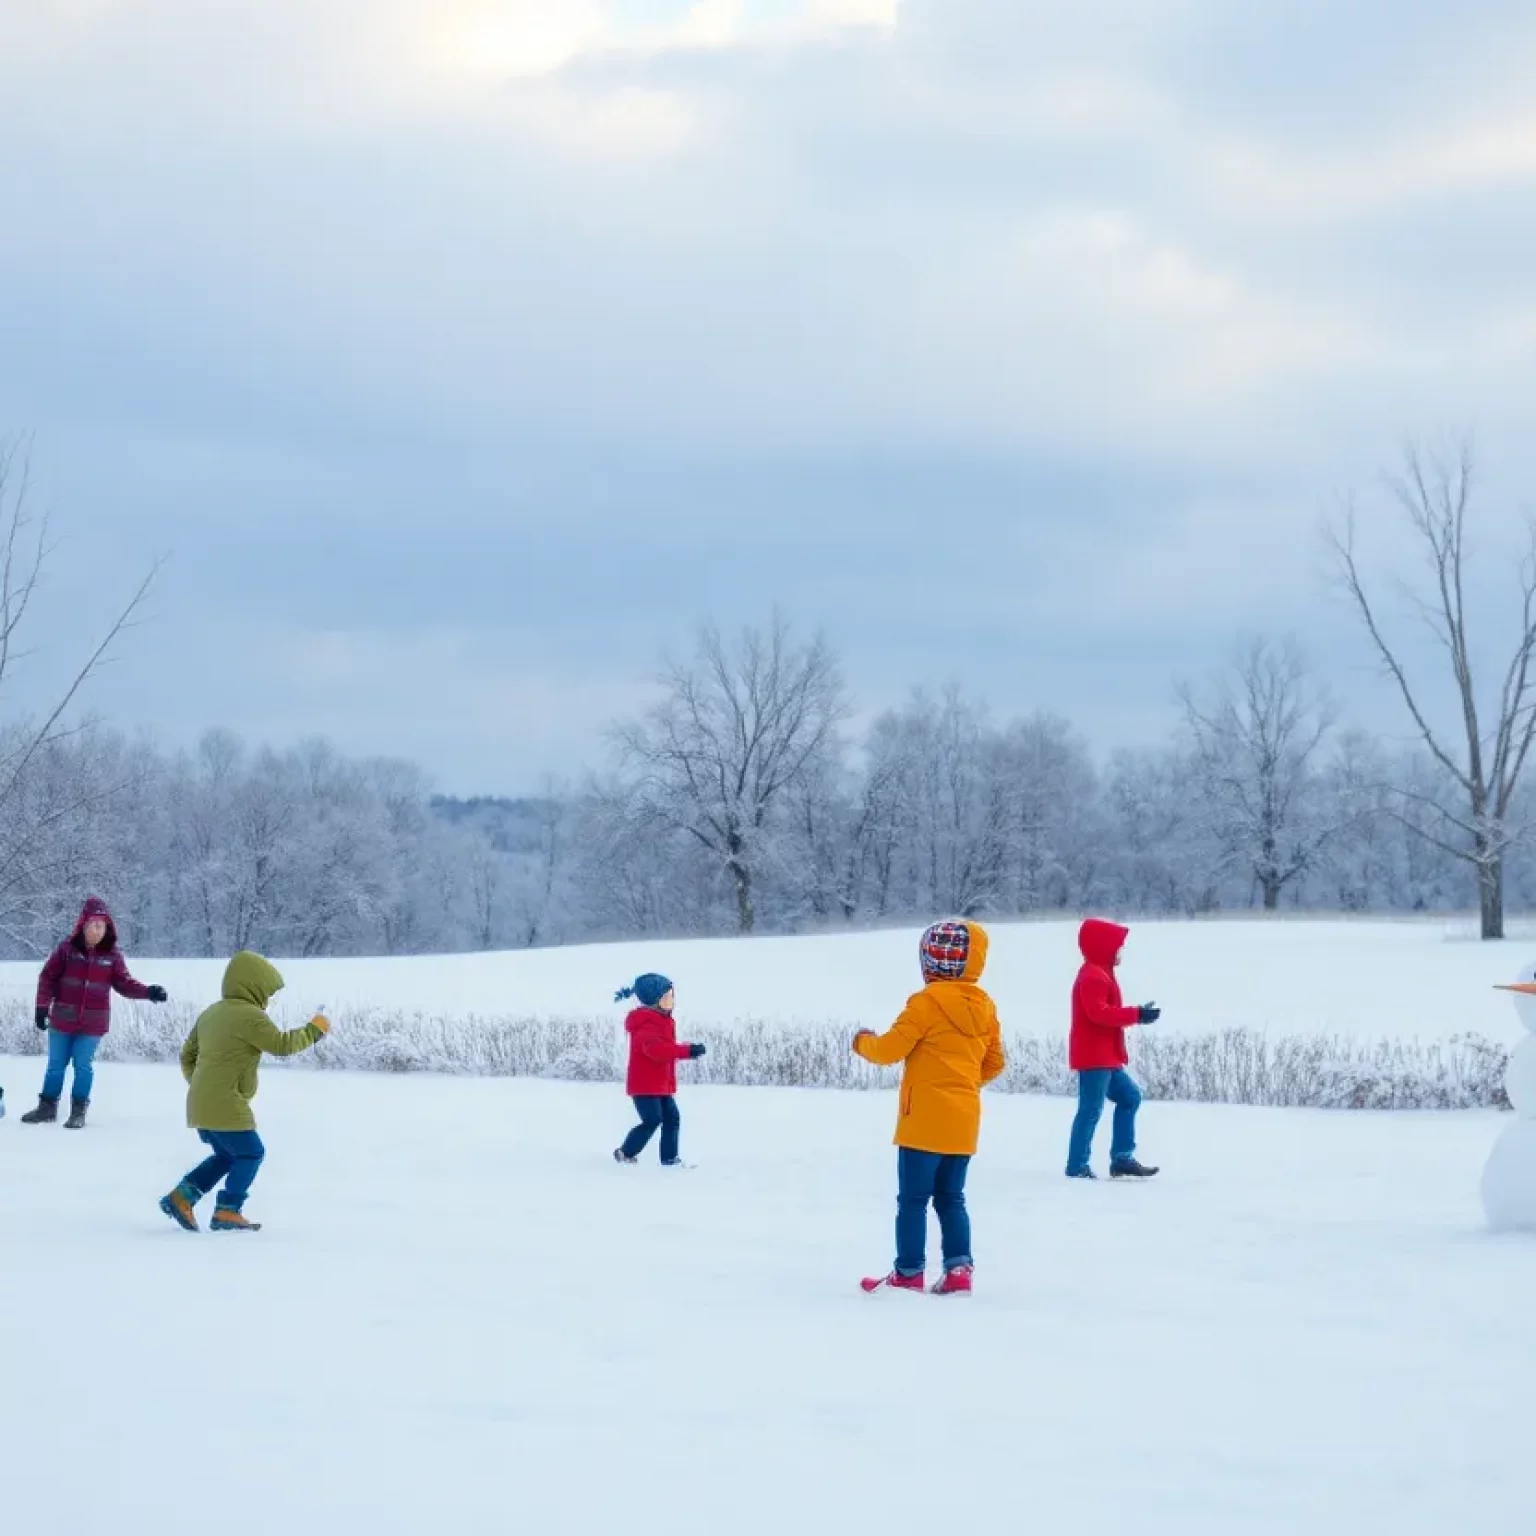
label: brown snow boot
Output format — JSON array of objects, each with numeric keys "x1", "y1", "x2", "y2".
[
  {"x1": 64, "y1": 1098, "x2": 89, "y2": 1129},
  {"x1": 211, "y1": 1204, "x2": 261, "y2": 1232},
  {"x1": 20, "y1": 1094, "x2": 58, "y2": 1124}
]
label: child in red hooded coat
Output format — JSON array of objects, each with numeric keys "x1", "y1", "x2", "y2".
[
  {"x1": 611, "y1": 973, "x2": 706, "y2": 1168},
  {"x1": 1066, "y1": 918, "x2": 1160, "y2": 1179}
]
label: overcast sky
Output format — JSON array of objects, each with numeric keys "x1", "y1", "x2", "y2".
[{"x1": 2, "y1": 0, "x2": 1534, "y2": 793}]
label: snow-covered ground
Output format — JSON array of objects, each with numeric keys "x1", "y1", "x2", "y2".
[
  {"x1": 1, "y1": 915, "x2": 1529, "y2": 1045},
  {"x1": 2, "y1": 1059, "x2": 1531, "y2": 1534}
]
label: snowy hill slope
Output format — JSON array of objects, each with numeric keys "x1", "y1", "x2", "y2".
[
  {"x1": 1, "y1": 1063, "x2": 1531, "y2": 1535},
  {"x1": 0, "y1": 916, "x2": 1526, "y2": 1045}
]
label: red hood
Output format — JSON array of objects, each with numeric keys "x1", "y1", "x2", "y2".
[
  {"x1": 625, "y1": 1006, "x2": 673, "y2": 1034},
  {"x1": 70, "y1": 896, "x2": 118, "y2": 952},
  {"x1": 1078, "y1": 918, "x2": 1127, "y2": 969}
]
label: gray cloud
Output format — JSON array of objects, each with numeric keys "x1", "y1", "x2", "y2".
[{"x1": 0, "y1": 1, "x2": 1532, "y2": 790}]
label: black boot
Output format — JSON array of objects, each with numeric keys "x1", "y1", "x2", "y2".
[
  {"x1": 1109, "y1": 1157, "x2": 1159, "y2": 1179},
  {"x1": 20, "y1": 1094, "x2": 58, "y2": 1124},
  {"x1": 64, "y1": 1098, "x2": 88, "y2": 1130}
]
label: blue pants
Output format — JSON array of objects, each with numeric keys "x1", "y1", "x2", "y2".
[
  {"x1": 42, "y1": 1030, "x2": 101, "y2": 1102},
  {"x1": 183, "y1": 1129, "x2": 267, "y2": 1210},
  {"x1": 1067, "y1": 1068, "x2": 1142, "y2": 1173},
  {"x1": 895, "y1": 1148, "x2": 972, "y2": 1275},
  {"x1": 621, "y1": 1096, "x2": 681, "y2": 1164}
]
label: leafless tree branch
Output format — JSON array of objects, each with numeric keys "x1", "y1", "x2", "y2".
[{"x1": 1324, "y1": 433, "x2": 1535, "y2": 936}]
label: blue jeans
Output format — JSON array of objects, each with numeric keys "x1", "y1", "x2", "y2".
[
  {"x1": 1067, "y1": 1068, "x2": 1142, "y2": 1173},
  {"x1": 621, "y1": 1096, "x2": 681, "y2": 1164},
  {"x1": 42, "y1": 1030, "x2": 101, "y2": 1102},
  {"x1": 183, "y1": 1130, "x2": 267, "y2": 1210},
  {"x1": 895, "y1": 1148, "x2": 972, "y2": 1275}
]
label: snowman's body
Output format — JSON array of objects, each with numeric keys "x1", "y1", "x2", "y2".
[{"x1": 1482, "y1": 968, "x2": 1536, "y2": 1232}]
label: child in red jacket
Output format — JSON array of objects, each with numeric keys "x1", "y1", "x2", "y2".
[
  {"x1": 611, "y1": 973, "x2": 706, "y2": 1168},
  {"x1": 1066, "y1": 918, "x2": 1160, "y2": 1179}
]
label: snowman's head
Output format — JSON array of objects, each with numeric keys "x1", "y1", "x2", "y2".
[{"x1": 1496, "y1": 962, "x2": 1536, "y2": 1035}]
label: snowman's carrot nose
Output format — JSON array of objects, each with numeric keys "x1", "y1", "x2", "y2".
[{"x1": 1495, "y1": 983, "x2": 1536, "y2": 994}]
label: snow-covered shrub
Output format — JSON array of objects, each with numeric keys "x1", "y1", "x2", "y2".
[{"x1": 0, "y1": 997, "x2": 1511, "y2": 1110}]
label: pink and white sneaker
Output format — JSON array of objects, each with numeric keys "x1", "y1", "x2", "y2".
[
  {"x1": 931, "y1": 1264, "x2": 973, "y2": 1296},
  {"x1": 860, "y1": 1269, "x2": 926, "y2": 1293}
]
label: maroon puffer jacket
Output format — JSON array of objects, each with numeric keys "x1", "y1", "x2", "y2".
[{"x1": 36, "y1": 896, "x2": 152, "y2": 1038}]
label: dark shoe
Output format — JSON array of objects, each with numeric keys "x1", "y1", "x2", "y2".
[
  {"x1": 1065, "y1": 1167, "x2": 1097, "y2": 1179},
  {"x1": 20, "y1": 1095, "x2": 58, "y2": 1124},
  {"x1": 64, "y1": 1098, "x2": 88, "y2": 1130},
  {"x1": 613, "y1": 1148, "x2": 637, "y2": 1164},
  {"x1": 1110, "y1": 1158, "x2": 1159, "y2": 1179}
]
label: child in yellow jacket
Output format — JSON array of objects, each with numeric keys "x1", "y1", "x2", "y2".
[{"x1": 854, "y1": 919, "x2": 1006, "y2": 1295}]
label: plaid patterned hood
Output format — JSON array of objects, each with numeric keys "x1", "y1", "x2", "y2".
[{"x1": 919, "y1": 919, "x2": 990, "y2": 985}]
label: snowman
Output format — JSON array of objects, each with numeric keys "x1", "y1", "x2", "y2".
[{"x1": 1482, "y1": 964, "x2": 1536, "y2": 1231}]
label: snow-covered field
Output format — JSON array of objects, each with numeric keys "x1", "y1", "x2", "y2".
[
  {"x1": 1, "y1": 1060, "x2": 1531, "y2": 1534},
  {"x1": 1, "y1": 915, "x2": 1528, "y2": 1044}
]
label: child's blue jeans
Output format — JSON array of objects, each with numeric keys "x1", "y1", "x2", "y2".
[
  {"x1": 1067, "y1": 1068, "x2": 1142, "y2": 1174},
  {"x1": 895, "y1": 1148, "x2": 972, "y2": 1275},
  {"x1": 183, "y1": 1129, "x2": 267, "y2": 1210},
  {"x1": 42, "y1": 1030, "x2": 100, "y2": 1102}
]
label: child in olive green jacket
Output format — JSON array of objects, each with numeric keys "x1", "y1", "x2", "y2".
[{"x1": 159, "y1": 950, "x2": 329, "y2": 1233}]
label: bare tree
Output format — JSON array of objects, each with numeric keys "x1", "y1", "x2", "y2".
[
  {"x1": 508, "y1": 779, "x2": 572, "y2": 947},
  {"x1": 870, "y1": 686, "x2": 1010, "y2": 917},
  {"x1": 613, "y1": 614, "x2": 845, "y2": 934},
  {"x1": 1103, "y1": 745, "x2": 1220, "y2": 914},
  {"x1": 0, "y1": 435, "x2": 159, "y2": 940},
  {"x1": 1180, "y1": 635, "x2": 1336, "y2": 910},
  {"x1": 1328, "y1": 437, "x2": 1536, "y2": 938}
]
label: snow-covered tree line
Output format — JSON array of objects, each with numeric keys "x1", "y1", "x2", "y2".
[
  {"x1": 0, "y1": 618, "x2": 1518, "y2": 960},
  {"x1": 4, "y1": 434, "x2": 1533, "y2": 954},
  {"x1": 577, "y1": 620, "x2": 1532, "y2": 940}
]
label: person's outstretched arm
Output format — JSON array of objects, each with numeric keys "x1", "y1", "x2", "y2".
[
  {"x1": 854, "y1": 1005, "x2": 929, "y2": 1066},
  {"x1": 1078, "y1": 972, "x2": 1143, "y2": 1028},
  {"x1": 109, "y1": 951, "x2": 153, "y2": 1001},
  {"x1": 236, "y1": 1012, "x2": 330, "y2": 1058}
]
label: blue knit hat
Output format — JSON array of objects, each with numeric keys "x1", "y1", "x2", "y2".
[{"x1": 615, "y1": 973, "x2": 674, "y2": 1008}]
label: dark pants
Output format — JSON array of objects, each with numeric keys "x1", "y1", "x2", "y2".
[
  {"x1": 895, "y1": 1147, "x2": 972, "y2": 1275},
  {"x1": 42, "y1": 1030, "x2": 100, "y2": 1102},
  {"x1": 620, "y1": 1095, "x2": 681, "y2": 1164},
  {"x1": 1067, "y1": 1068, "x2": 1142, "y2": 1173},
  {"x1": 183, "y1": 1129, "x2": 266, "y2": 1210}
]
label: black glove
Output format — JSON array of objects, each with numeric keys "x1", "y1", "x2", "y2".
[
  {"x1": 1138, "y1": 1003, "x2": 1161, "y2": 1025},
  {"x1": 688, "y1": 1042, "x2": 706, "y2": 1059},
  {"x1": 34, "y1": 1007, "x2": 48, "y2": 1031},
  {"x1": 147, "y1": 985, "x2": 168, "y2": 1004}
]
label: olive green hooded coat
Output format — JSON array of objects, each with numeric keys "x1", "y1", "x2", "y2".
[{"x1": 179, "y1": 951, "x2": 325, "y2": 1131}]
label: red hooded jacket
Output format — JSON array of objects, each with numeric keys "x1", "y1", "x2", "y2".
[
  {"x1": 1069, "y1": 918, "x2": 1144, "y2": 1071},
  {"x1": 624, "y1": 1006, "x2": 695, "y2": 1097},
  {"x1": 36, "y1": 896, "x2": 151, "y2": 1038}
]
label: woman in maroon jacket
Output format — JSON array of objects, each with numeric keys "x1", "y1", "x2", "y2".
[
  {"x1": 610, "y1": 973, "x2": 706, "y2": 1167},
  {"x1": 21, "y1": 895, "x2": 168, "y2": 1128}
]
